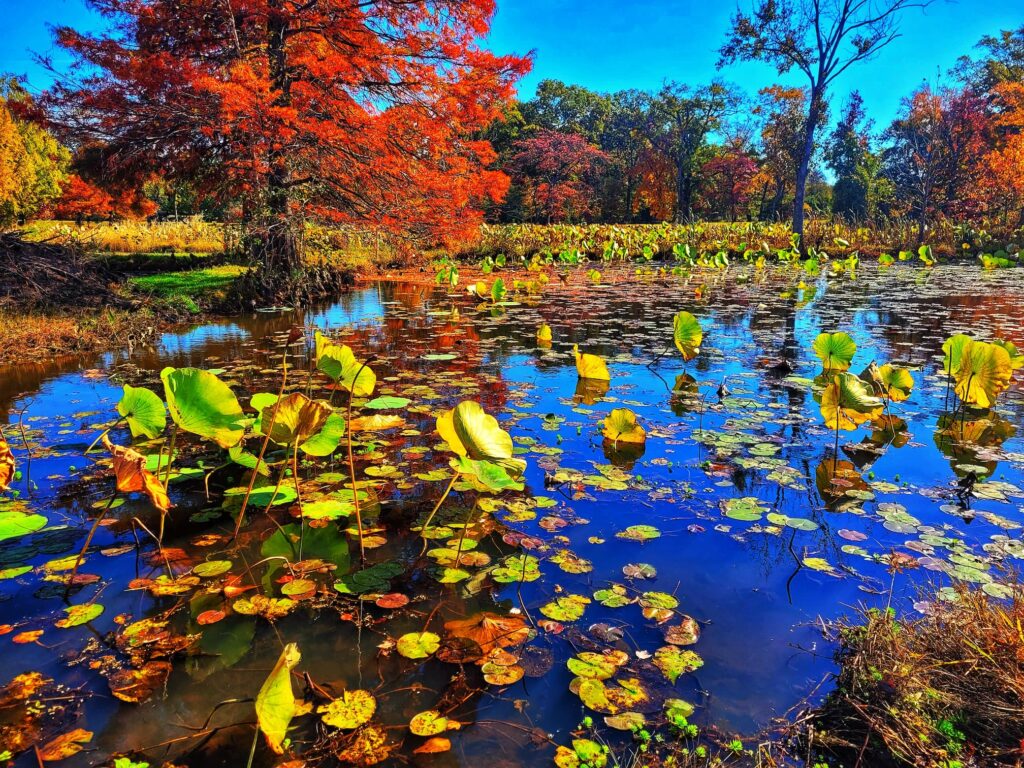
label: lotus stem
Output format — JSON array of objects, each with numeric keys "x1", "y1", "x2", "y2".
[
  {"x1": 346, "y1": 358, "x2": 375, "y2": 564},
  {"x1": 420, "y1": 472, "x2": 459, "y2": 542},
  {"x1": 162, "y1": 423, "x2": 179, "y2": 491},
  {"x1": 66, "y1": 490, "x2": 118, "y2": 596},
  {"x1": 232, "y1": 346, "x2": 289, "y2": 541},
  {"x1": 293, "y1": 441, "x2": 304, "y2": 562},
  {"x1": 84, "y1": 417, "x2": 125, "y2": 456}
]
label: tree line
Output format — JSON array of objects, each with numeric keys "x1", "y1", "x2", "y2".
[
  {"x1": 0, "y1": 1, "x2": 1021, "y2": 300},
  {"x1": 487, "y1": 20, "x2": 1024, "y2": 245}
]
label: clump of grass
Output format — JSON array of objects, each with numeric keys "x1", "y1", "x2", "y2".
[
  {"x1": 812, "y1": 582, "x2": 1024, "y2": 767},
  {"x1": 127, "y1": 264, "x2": 248, "y2": 312}
]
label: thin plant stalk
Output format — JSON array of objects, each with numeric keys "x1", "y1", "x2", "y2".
[
  {"x1": 345, "y1": 358, "x2": 375, "y2": 563},
  {"x1": 66, "y1": 491, "x2": 119, "y2": 594},
  {"x1": 232, "y1": 346, "x2": 290, "y2": 541}
]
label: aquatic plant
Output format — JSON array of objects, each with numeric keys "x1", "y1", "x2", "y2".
[{"x1": 573, "y1": 344, "x2": 611, "y2": 381}]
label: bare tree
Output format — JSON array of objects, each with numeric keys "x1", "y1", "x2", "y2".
[{"x1": 719, "y1": 0, "x2": 932, "y2": 247}]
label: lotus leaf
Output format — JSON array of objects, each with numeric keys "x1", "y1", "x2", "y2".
[
  {"x1": 812, "y1": 332, "x2": 857, "y2": 371},
  {"x1": 161, "y1": 367, "x2": 244, "y2": 449},
  {"x1": 573, "y1": 344, "x2": 611, "y2": 381},
  {"x1": 117, "y1": 385, "x2": 166, "y2": 440},
  {"x1": 601, "y1": 408, "x2": 646, "y2": 444},
  {"x1": 955, "y1": 340, "x2": 1013, "y2": 409},
  {"x1": 672, "y1": 311, "x2": 702, "y2": 361},
  {"x1": 255, "y1": 643, "x2": 301, "y2": 754}
]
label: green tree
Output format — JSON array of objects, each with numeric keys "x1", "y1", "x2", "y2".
[
  {"x1": 955, "y1": 26, "x2": 1024, "y2": 93},
  {"x1": 649, "y1": 82, "x2": 739, "y2": 222}
]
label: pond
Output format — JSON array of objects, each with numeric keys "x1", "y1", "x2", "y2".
[{"x1": 1, "y1": 264, "x2": 1022, "y2": 767}]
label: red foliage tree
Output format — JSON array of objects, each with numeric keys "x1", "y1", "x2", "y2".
[
  {"x1": 507, "y1": 129, "x2": 609, "y2": 222},
  {"x1": 698, "y1": 148, "x2": 760, "y2": 220},
  {"x1": 46, "y1": 0, "x2": 528, "y2": 297},
  {"x1": 49, "y1": 174, "x2": 113, "y2": 219}
]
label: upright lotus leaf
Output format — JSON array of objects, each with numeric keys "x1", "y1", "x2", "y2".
[
  {"x1": 103, "y1": 435, "x2": 171, "y2": 513},
  {"x1": 160, "y1": 367, "x2": 244, "y2": 449},
  {"x1": 812, "y1": 332, "x2": 857, "y2": 372},
  {"x1": 451, "y1": 456, "x2": 523, "y2": 492},
  {"x1": 672, "y1": 311, "x2": 702, "y2": 361},
  {"x1": 316, "y1": 337, "x2": 376, "y2": 397},
  {"x1": 877, "y1": 364, "x2": 914, "y2": 402},
  {"x1": 491, "y1": 278, "x2": 506, "y2": 303},
  {"x1": 299, "y1": 412, "x2": 346, "y2": 456},
  {"x1": 116, "y1": 385, "x2": 166, "y2": 440},
  {"x1": 601, "y1": 408, "x2": 646, "y2": 444},
  {"x1": 942, "y1": 334, "x2": 973, "y2": 375},
  {"x1": 255, "y1": 642, "x2": 301, "y2": 754},
  {"x1": 820, "y1": 373, "x2": 883, "y2": 430},
  {"x1": 573, "y1": 344, "x2": 611, "y2": 381},
  {"x1": 537, "y1": 323, "x2": 552, "y2": 345},
  {"x1": 258, "y1": 393, "x2": 331, "y2": 447},
  {"x1": 955, "y1": 341, "x2": 1013, "y2": 409},
  {"x1": 436, "y1": 401, "x2": 526, "y2": 476},
  {"x1": 0, "y1": 432, "x2": 14, "y2": 491},
  {"x1": 994, "y1": 339, "x2": 1024, "y2": 370}
]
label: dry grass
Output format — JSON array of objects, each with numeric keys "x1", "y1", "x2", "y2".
[
  {"x1": 22, "y1": 219, "x2": 229, "y2": 255},
  {"x1": 0, "y1": 309, "x2": 157, "y2": 364},
  {"x1": 812, "y1": 584, "x2": 1024, "y2": 767}
]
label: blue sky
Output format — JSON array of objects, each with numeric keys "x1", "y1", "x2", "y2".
[{"x1": 3, "y1": 0, "x2": 1021, "y2": 128}]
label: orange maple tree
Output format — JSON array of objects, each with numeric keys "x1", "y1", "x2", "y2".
[{"x1": 47, "y1": 1, "x2": 528, "y2": 297}]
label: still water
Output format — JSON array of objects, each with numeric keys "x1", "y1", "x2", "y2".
[{"x1": 1, "y1": 264, "x2": 1022, "y2": 766}]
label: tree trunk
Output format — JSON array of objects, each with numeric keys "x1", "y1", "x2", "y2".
[
  {"x1": 793, "y1": 92, "x2": 822, "y2": 251},
  {"x1": 255, "y1": 0, "x2": 303, "y2": 293}
]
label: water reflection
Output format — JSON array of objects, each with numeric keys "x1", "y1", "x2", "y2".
[{"x1": 0, "y1": 265, "x2": 1023, "y2": 766}]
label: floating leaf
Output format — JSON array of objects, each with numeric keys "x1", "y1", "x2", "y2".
[
  {"x1": 444, "y1": 612, "x2": 530, "y2": 654},
  {"x1": 616, "y1": 524, "x2": 660, "y2": 541},
  {"x1": 540, "y1": 594, "x2": 591, "y2": 622},
  {"x1": 0, "y1": 509, "x2": 47, "y2": 543},
  {"x1": 319, "y1": 689, "x2": 376, "y2": 729},
  {"x1": 56, "y1": 603, "x2": 103, "y2": 628},
  {"x1": 38, "y1": 729, "x2": 93, "y2": 761},
  {"x1": 409, "y1": 710, "x2": 453, "y2": 736},
  {"x1": 397, "y1": 631, "x2": 440, "y2": 659},
  {"x1": 554, "y1": 738, "x2": 608, "y2": 768},
  {"x1": 721, "y1": 496, "x2": 766, "y2": 522},
  {"x1": 653, "y1": 646, "x2": 703, "y2": 683}
]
